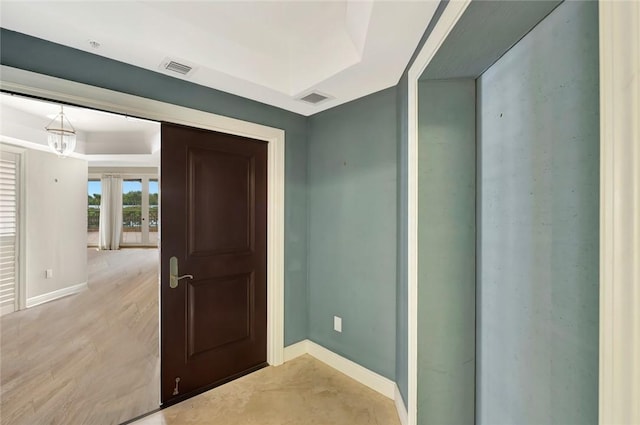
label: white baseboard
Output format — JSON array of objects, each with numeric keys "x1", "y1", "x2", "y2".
[
  {"x1": 26, "y1": 281, "x2": 87, "y2": 308},
  {"x1": 306, "y1": 340, "x2": 396, "y2": 399},
  {"x1": 394, "y1": 384, "x2": 408, "y2": 425},
  {"x1": 0, "y1": 303, "x2": 16, "y2": 317},
  {"x1": 283, "y1": 339, "x2": 309, "y2": 362},
  {"x1": 283, "y1": 339, "x2": 396, "y2": 400},
  {"x1": 281, "y1": 340, "x2": 409, "y2": 424}
]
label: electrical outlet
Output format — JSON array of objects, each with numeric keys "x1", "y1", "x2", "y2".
[
  {"x1": 45, "y1": 269, "x2": 53, "y2": 279},
  {"x1": 334, "y1": 316, "x2": 342, "y2": 333}
]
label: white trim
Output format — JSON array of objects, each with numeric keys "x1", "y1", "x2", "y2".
[
  {"x1": 284, "y1": 339, "x2": 408, "y2": 423},
  {"x1": 267, "y1": 122, "x2": 286, "y2": 366},
  {"x1": 599, "y1": 1, "x2": 640, "y2": 424},
  {"x1": 394, "y1": 384, "x2": 408, "y2": 425},
  {"x1": 285, "y1": 339, "x2": 408, "y2": 423},
  {"x1": 0, "y1": 65, "x2": 285, "y2": 366},
  {"x1": 283, "y1": 339, "x2": 396, "y2": 400},
  {"x1": 306, "y1": 340, "x2": 396, "y2": 399},
  {"x1": 405, "y1": 2, "x2": 471, "y2": 424},
  {"x1": 0, "y1": 304, "x2": 16, "y2": 317},
  {"x1": 88, "y1": 173, "x2": 157, "y2": 179},
  {"x1": 283, "y1": 339, "x2": 309, "y2": 362},
  {"x1": 26, "y1": 281, "x2": 87, "y2": 308}
]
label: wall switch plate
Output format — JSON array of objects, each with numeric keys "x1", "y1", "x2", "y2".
[
  {"x1": 334, "y1": 316, "x2": 342, "y2": 333},
  {"x1": 45, "y1": 269, "x2": 53, "y2": 279}
]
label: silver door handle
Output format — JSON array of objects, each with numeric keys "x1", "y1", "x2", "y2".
[{"x1": 169, "y1": 256, "x2": 194, "y2": 289}]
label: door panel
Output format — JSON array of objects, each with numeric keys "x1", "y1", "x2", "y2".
[
  {"x1": 161, "y1": 123, "x2": 267, "y2": 405},
  {"x1": 187, "y1": 273, "x2": 253, "y2": 357},
  {"x1": 187, "y1": 148, "x2": 254, "y2": 255}
]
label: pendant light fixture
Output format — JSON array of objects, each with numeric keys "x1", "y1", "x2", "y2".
[{"x1": 45, "y1": 105, "x2": 76, "y2": 157}]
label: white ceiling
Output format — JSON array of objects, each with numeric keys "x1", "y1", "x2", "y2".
[
  {"x1": 0, "y1": 93, "x2": 160, "y2": 166},
  {"x1": 0, "y1": 1, "x2": 439, "y2": 116}
]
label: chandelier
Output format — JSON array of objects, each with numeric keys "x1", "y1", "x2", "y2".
[{"x1": 45, "y1": 105, "x2": 76, "y2": 157}]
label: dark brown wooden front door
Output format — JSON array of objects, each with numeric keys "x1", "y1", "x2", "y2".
[{"x1": 160, "y1": 122, "x2": 267, "y2": 406}]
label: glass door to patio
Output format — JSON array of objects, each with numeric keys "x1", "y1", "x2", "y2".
[{"x1": 122, "y1": 177, "x2": 158, "y2": 247}]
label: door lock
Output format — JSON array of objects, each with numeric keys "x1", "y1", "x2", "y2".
[{"x1": 169, "y1": 256, "x2": 193, "y2": 289}]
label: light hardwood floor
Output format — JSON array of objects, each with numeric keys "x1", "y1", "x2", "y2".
[{"x1": 0, "y1": 248, "x2": 159, "y2": 425}]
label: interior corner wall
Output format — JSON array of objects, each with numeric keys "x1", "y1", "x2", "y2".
[
  {"x1": 0, "y1": 29, "x2": 309, "y2": 345},
  {"x1": 417, "y1": 79, "x2": 476, "y2": 424},
  {"x1": 476, "y1": 1, "x2": 600, "y2": 423},
  {"x1": 307, "y1": 88, "x2": 397, "y2": 379},
  {"x1": 25, "y1": 148, "x2": 88, "y2": 300}
]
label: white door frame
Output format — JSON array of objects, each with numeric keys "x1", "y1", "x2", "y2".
[
  {"x1": 598, "y1": 1, "x2": 639, "y2": 423},
  {"x1": 406, "y1": 2, "x2": 640, "y2": 424},
  {"x1": 0, "y1": 65, "x2": 286, "y2": 367},
  {"x1": 406, "y1": 2, "x2": 472, "y2": 424}
]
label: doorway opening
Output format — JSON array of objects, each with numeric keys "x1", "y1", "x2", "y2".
[
  {"x1": 160, "y1": 122, "x2": 269, "y2": 406},
  {"x1": 1, "y1": 91, "x2": 162, "y2": 424},
  {"x1": 1, "y1": 66, "x2": 285, "y2": 424},
  {"x1": 407, "y1": 1, "x2": 600, "y2": 424}
]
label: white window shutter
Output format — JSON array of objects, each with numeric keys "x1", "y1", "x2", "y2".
[{"x1": 0, "y1": 151, "x2": 19, "y2": 315}]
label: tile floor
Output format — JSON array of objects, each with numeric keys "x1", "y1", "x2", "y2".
[{"x1": 132, "y1": 354, "x2": 401, "y2": 425}]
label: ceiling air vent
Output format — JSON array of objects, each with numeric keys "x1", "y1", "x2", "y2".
[
  {"x1": 164, "y1": 61, "x2": 193, "y2": 75},
  {"x1": 159, "y1": 58, "x2": 196, "y2": 77},
  {"x1": 298, "y1": 92, "x2": 331, "y2": 105}
]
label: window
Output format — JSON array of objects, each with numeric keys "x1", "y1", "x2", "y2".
[
  {"x1": 149, "y1": 179, "x2": 158, "y2": 244},
  {"x1": 122, "y1": 179, "x2": 143, "y2": 245},
  {"x1": 121, "y1": 177, "x2": 158, "y2": 246},
  {"x1": 88, "y1": 175, "x2": 158, "y2": 247},
  {"x1": 87, "y1": 179, "x2": 101, "y2": 246}
]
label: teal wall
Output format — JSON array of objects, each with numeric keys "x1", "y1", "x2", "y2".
[
  {"x1": 476, "y1": 1, "x2": 600, "y2": 424},
  {"x1": 417, "y1": 80, "x2": 477, "y2": 424},
  {"x1": 1, "y1": 3, "x2": 602, "y2": 418},
  {"x1": 0, "y1": 29, "x2": 309, "y2": 346},
  {"x1": 1, "y1": 28, "x2": 403, "y2": 379},
  {"x1": 307, "y1": 88, "x2": 397, "y2": 379}
]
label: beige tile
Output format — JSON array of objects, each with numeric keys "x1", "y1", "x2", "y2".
[{"x1": 132, "y1": 355, "x2": 400, "y2": 425}]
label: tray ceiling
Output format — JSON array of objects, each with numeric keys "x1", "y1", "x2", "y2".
[{"x1": 0, "y1": 1, "x2": 439, "y2": 115}]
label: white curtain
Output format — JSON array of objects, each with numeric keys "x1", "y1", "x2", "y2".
[{"x1": 98, "y1": 175, "x2": 123, "y2": 250}]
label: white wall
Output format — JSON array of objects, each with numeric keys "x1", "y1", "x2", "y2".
[{"x1": 25, "y1": 148, "x2": 88, "y2": 302}]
